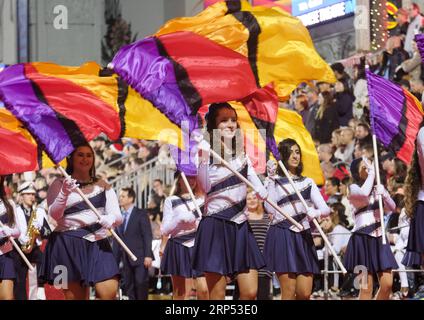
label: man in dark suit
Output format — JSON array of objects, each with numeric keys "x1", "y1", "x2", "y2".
[{"x1": 115, "y1": 187, "x2": 153, "y2": 300}]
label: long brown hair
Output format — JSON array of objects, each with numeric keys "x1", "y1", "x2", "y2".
[
  {"x1": 0, "y1": 176, "x2": 14, "y2": 225},
  {"x1": 404, "y1": 146, "x2": 421, "y2": 217},
  {"x1": 277, "y1": 138, "x2": 303, "y2": 177},
  {"x1": 205, "y1": 103, "x2": 243, "y2": 158},
  {"x1": 316, "y1": 91, "x2": 334, "y2": 120},
  {"x1": 66, "y1": 144, "x2": 97, "y2": 181}
]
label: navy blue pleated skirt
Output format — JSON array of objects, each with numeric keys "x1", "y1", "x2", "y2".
[
  {"x1": 0, "y1": 252, "x2": 16, "y2": 280},
  {"x1": 344, "y1": 233, "x2": 398, "y2": 273},
  {"x1": 161, "y1": 236, "x2": 203, "y2": 278},
  {"x1": 263, "y1": 224, "x2": 320, "y2": 274},
  {"x1": 39, "y1": 232, "x2": 119, "y2": 287},
  {"x1": 402, "y1": 251, "x2": 422, "y2": 267},
  {"x1": 407, "y1": 201, "x2": 424, "y2": 253},
  {"x1": 192, "y1": 216, "x2": 265, "y2": 275}
]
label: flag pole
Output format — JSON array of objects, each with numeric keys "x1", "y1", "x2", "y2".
[
  {"x1": 180, "y1": 172, "x2": 203, "y2": 218},
  {"x1": 372, "y1": 134, "x2": 387, "y2": 245},
  {"x1": 277, "y1": 160, "x2": 347, "y2": 274},
  {"x1": 0, "y1": 221, "x2": 34, "y2": 271},
  {"x1": 208, "y1": 149, "x2": 304, "y2": 231},
  {"x1": 56, "y1": 166, "x2": 138, "y2": 262}
]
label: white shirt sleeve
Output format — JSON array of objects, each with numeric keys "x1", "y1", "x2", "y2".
[
  {"x1": 105, "y1": 188, "x2": 123, "y2": 227},
  {"x1": 160, "y1": 198, "x2": 175, "y2": 237},
  {"x1": 197, "y1": 160, "x2": 211, "y2": 194},
  {"x1": 1, "y1": 201, "x2": 20, "y2": 239},
  {"x1": 246, "y1": 157, "x2": 267, "y2": 196},
  {"x1": 349, "y1": 171, "x2": 375, "y2": 208},
  {"x1": 47, "y1": 178, "x2": 68, "y2": 221},
  {"x1": 310, "y1": 179, "x2": 330, "y2": 217},
  {"x1": 264, "y1": 178, "x2": 278, "y2": 216}
]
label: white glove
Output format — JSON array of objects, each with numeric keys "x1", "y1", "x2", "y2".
[
  {"x1": 197, "y1": 139, "x2": 211, "y2": 164},
  {"x1": 19, "y1": 234, "x2": 30, "y2": 244},
  {"x1": 306, "y1": 207, "x2": 321, "y2": 220},
  {"x1": 374, "y1": 184, "x2": 386, "y2": 197},
  {"x1": 0, "y1": 225, "x2": 13, "y2": 238},
  {"x1": 98, "y1": 215, "x2": 116, "y2": 229},
  {"x1": 197, "y1": 139, "x2": 211, "y2": 152},
  {"x1": 61, "y1": 177, "x2": 79, "y2": 196},
  {"x1": 362, "y1": 156, "x2": 375, "y2": 176},
  {"x1": 255, "y1": 188, "x2": 268, "y2": 201},
  {"x1": 32, "y1": 218, "x2": 43, "y2": 230},
  {"x1": 266, "y1": 160, "x2": 278, "y2": 178}
]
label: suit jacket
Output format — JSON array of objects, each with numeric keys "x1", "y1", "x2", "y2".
[{"x1": 114, "y1": 207, "x2": 153, "y2": 267}]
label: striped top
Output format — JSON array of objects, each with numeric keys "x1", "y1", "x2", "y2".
[
  {"x1": 265, "y1": 175, "x2": 330, "y2": 232},
  {"x1": 0, "y1": 199, "x2": 19, "y2": 255},
  {"x1": 48, "y1": 179, "x2": 122, "y2": 242},
  {"x1": 248, "y1": 213, "x2": 272, "y2": 278},
  {"x1": 349, "y1": 179, "x2": 396, "y2": 238},
  {"x1": 198, "y1": 154, "x2": 266, "y2": 224},
  {"x1": 161, "y1": 195, "x2": 204, "y2": 247}
]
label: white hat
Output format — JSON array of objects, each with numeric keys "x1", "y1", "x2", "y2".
[{"x1": 18, "y1": 182, "x2": 36, "y2": 194}]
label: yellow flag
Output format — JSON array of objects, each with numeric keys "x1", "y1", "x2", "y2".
[
  {"x1": 156, "y1": 0, "x2": 336, "y2": 99},
  {"x1": 274, "y1": 108, "x2": 324, "y2": 185}
]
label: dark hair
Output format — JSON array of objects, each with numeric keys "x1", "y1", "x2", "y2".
[
  {"x1": 329, "y1": 177, "x2": 341, "y2": 189},
  {"x1": 392, "y1": 193, "x2": 405, "y2": 210},
  {"x1": 0, "y1": 176, "x2": 14, "y2": 225},
  {"x1": 331, "y1": 62, "x2": 345, "y2": 74},
  {"x1": 350, "y1": 158, "x2": 362, "y2": 184},
  {"x1": 393, "y1": 158, "x2": 408, "y2": 183},
  {"x1": 121, "y1": 187, "x2": 136, "y2": 203},
  {"x1": 357, "y1": 122, "x2": 370, "y2": 132},
  {"x1": 66, "y1": 144, "x2": 97, "y2": 181},
  {"x1": 296, "y1": 94, "x2": 309, "y2": 110},
  {"x1": 153, "y1": 179, "x2": 163, "y2": 186},
  {"x1": 412, "y1": 2, "x2": 420, "y2": 12},
  {"x1": 353, "y1": 60, "x2": 366, "y2": 82},
  {"x1": 330, "y1": 202, "x2": 350, "y2": 229},
  {"x1": 341, "y1": 176, "x2": 351, "y2": 186},
  {"x1": 205, "y1": 102, "x2": 242, "y2": 157},
  {"x1": 277, "y1": 139, "x2": 303, "y2": 176}
]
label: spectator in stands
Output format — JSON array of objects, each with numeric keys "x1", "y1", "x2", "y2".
[
  {"x1": 148, "y1": 179, "x2": 166, "y2": 218},
  {"x1": 305, "y1": 87, "x2": 319, "y2": 136},
  {"x1": 325, "y1": 178, "x2": 342, "y2": 205},
  {"x1": 405, "y1": 3, "x2": 423, "y2": 56},
  {"x1": 314, "y1": 91, "x2": 339, "y2": 144},
  {"x1": 334, "y1": 81, "x2": 354, "y2": 127},
  {"x1": 316, "y1": 82, "x2": 332, "y2": 93},
  {"x1": 294, "y1": 94, "x2": 310, "y2": 126},
  {"x1": 352, "y1": 62, "x2": 368, "y2": 120},
  {"x1": 378, "y1": 36, "x2": 410, "y2": 81},
  {"x1": 335, "y1": 128, "x2": 355, "y2": 164},
  {"x1": 394, "y1": 8, "x2": 410, "y2": 38},
  {"x1": 331, "y1": 62, "x2": 353, "y2": 93},
  {"x1": 355, "y1": 122, "x2": 372, "y2": 145},
  {"x1": 396, "y1": 40, "x2": 422, "y2": 83}
]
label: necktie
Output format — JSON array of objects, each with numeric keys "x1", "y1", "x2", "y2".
[{"x1": 121, "y1": 211, "x2": 129, "y2": 234}]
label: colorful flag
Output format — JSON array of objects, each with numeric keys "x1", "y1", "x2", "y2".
[
  {"x1": 274, "y1": 108, "x2": 324, "y2": 185},
  {"x1": 0, "y1": 62, "x2": 189, "y2": 163},
  {"x1": 367, "y1": 70, "x2": 424, "y2": 164},
  {"x1": 197, "y1": 85, "x2": 279, "y2": 174},
  {"x1": 0, "y1": 109, "x2": 38, "y2": 174},
  {"x1": 156, "y1": 0, "x2": 335, "y2": 99},
  {"x1": 110, "y1": 31, "x2": 257, "y2": 120}
]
